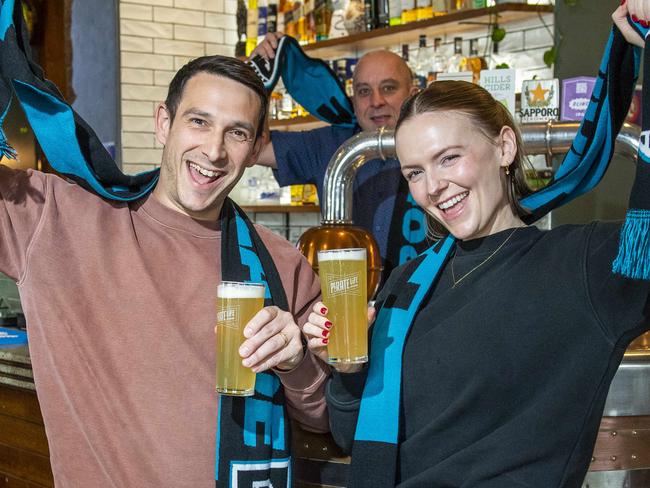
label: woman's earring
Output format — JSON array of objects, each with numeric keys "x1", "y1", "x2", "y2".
[{"x1": 505, "y1": 165, "x2": 511, "y2": 176}]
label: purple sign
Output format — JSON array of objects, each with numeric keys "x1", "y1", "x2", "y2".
[{"x1": 561, "y1": 77, "x2": 596, "y2": 121}]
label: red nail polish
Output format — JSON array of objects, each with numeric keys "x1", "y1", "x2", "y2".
[
  {"x1": 324, "y1": 321, "x2": 332, "y2": 329},
  {"x1": 322, "y1": 329, "x2": 330, "y2": 337},
  {"x1": 632, "y1": 15, "x2": 639, "y2": 22},
  {"x1": 320, "y1": 307, "x2": 328, "y2": 315},
  {"x1": 621, "y1": 0, "x2": 626, "y2": 4},
  {"x1": 322, "y1": 338, "x2": 329, "y2": 344},
  {"x1": 642, "y1": 20, "x2": 649, "y2": 27}
]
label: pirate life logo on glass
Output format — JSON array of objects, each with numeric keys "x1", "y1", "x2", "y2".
[
  {"x1": 325, "y1": 272, "x2": 362, "y2": 297},
  {"x1": 217, "y1": 305, "x2": 240, "y2": 329}
]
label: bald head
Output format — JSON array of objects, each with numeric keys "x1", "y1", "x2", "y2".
[
  {"x1": 354, "y1": 50, "x2": 414, "y2": 86},
  {"x1": 351, "y1": 50, "x2": 417, "y2": 131}
]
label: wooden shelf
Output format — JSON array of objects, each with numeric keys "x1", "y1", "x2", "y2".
[
  {"x1": 302, "y1": 3, "x2": 553, "y2": 58},
  {"x1": 241, "y1": 204, "x2": 321, "y2": 213},
  {"x1": 269, "y1": 114, "x2": 327, "y2": 130}
]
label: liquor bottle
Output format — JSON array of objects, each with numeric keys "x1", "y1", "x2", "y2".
[
  {"x1": 375, "y1": 0, "x2": 390, "y2": 27},
  {"x1": 429, "y1": 37, "x2": 448, "y2": 82},
  {"x1": 296, "y1": 4, "x2": 307, "y2": 44},
  {"x1": 245, "y1": 0, "x2": 259, "y2": 56},
  {"x1": 267, "y1": 0, "x2": 278, "y2": 32},
  {"x1": 284, "y1": 8, "x2": 295, "y2": 36},
  {"x1": 389, "y1": 0, "x2": 403, "y2": 25},
  {"x1": 364, "y1": 0, "x2": 375, "y2": 31},
  {"x1": 314, "y1": 0, "x2": 332, "y2": 40},
  {"x1": 431, "y1": 0, "x2": 446, "y2": 15},
  {"x1": 414, "y1": 35, "x2": 431, "y2": 88},
  {"x1": 304, "y1": 0, "x2": 316, "y2": 43},
  {"x1": 465, "y1": 38, "x2": 488, "y2": 83},
  {"x1": 448, "y1": 0, "x2": 469, "y2": 10},
  {"x1": 257, "y1": 0, "x2": 268, "y2": 44},
  {"x1": 401, "y1": 0, "x2": 417, "y2": 23},
  {"x1": 415, "y1": 0, "x2": 432, "y2": 20},
  {"x1": 447, "y1": 37, "x2": 465, "y2": 73}
]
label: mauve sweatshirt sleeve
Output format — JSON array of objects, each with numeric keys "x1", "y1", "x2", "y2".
[
  {"x1": 0, "y1": 166, "x2": 50, "y2": 281},
  {"x1": 257, "y1": 224, "x2": 331, "y2": 433}
]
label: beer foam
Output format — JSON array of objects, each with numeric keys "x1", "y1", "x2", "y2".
[
  {"x1": 317, "y1": 248, "x2": 366, "y2": 262},
  {"x1": 218, "y1": 282, "x2": 266, "y2": 298}
]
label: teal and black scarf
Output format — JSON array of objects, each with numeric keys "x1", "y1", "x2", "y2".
[
  {"x1": 350, "y1": 21, "x2": 650, "y2": 487},
  {"x1": 0, "y1": 1, "x2": 294, "y2": 485}
]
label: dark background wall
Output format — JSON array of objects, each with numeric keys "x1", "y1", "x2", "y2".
[
  {"x1": 70, "y1": 0, "x2": 120, "y2": 163},
  {"x1": 552, "y1": 0, "x2": 639, "y2": 225}
]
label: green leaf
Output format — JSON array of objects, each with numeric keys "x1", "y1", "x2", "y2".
[
  {"x1": 491, "y1": 26, "x2": 506, "y2": 43},
  {"x1": 543, "y1": 47, "x2": 556, "y2": 68},
  {"x1": 496, "y1": 63, "x2": 510, "y2": 69}
]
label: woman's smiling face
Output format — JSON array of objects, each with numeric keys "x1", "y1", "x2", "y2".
[{"x1": 396, "y1": 110, "x2": 523, "y2": 241}]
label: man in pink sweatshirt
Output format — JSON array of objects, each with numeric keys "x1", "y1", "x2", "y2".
[{"x1": 0, "y1": 55, "x2": 328, "y2": 487}]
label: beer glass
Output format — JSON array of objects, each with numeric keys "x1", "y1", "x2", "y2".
[
  {"x1": 215, "y1": 281, "x2": 265, "y2": 396},
  {"x1": 317, "y1": 248, "x2": 368, "y2": 364}
]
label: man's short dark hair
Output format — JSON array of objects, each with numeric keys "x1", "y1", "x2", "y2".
[{"x1": 164, "y1": 55, "x2": 268, "y2": 141}]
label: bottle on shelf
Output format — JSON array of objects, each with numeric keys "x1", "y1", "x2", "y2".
[
  {"x1": 414, "y1": 35, "x2": 432, "y2": 88},
  {"x1": 267, "y1": 0, "x2": 278, "y2": 32},
  {"x1": 401, "y1": 0, "x2": 417, "y2": 23},
  {"x1": 314, "y1": 0, "x2": 332, "y2": 40},
  {"x1": 431, "y1": 0, "x2": 446, "y2": 16},
  {"x1": 389, "y1": 0, "x2": 403, "y2": 25},
  {"x1": 284, "y1": 8, "x2": 296, "y2": 37},
  {"x1": 245, "y1": 0, "x2": 259, "y2": 56},
  {"x1": 305, "y1": 0, "x2": 316, "y2": 43},
  {"x1": 448, "y1": 0, "x2": 470, "y2": 11},
  {"x1": 280, "y1": 88, "x2": 294, "y2": 120},
  {"x1": 465, "y1": 38, "x2": 488, "y2": 83},
  {"x1": 447, "y1": 37, "x2": 465, "y2": 73},
  {"x1": 364, "y1": 0, "x2": 376, "y2": 31},
  {"x1": 257, "y1": 0, "x2": 268, "y2": 44},
  {"x1": 296, "y1": 4, "x2": 308, "y2": 44},
  {"x1": 429, "y1": 37, "x2": 448, "y2": 82},
  {"x1": 415, "y1": 0, "x2": 433, "y2": 21},
  {"x1": 375, "y1": 0, "x2": 390, "y2": 27}
]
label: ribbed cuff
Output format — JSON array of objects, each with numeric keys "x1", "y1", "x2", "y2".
[{"x1": 274, "y1": 351, "x2": 330, "y2": 392}]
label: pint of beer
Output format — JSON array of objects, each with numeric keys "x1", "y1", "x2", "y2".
[
  {"x1": 317, "y1": 248, "x2": 368, "y2": 364},
  {"x1": 215, "y1": 281, "x2": 265, "y2": 396}
]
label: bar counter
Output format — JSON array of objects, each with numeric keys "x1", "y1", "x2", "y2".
[{"x1": 3, "y1": 341, "x2": 650, "y2": 487}]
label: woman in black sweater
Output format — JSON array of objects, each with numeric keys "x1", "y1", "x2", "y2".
[{"x1": 303, "y1": 2, "x2": 650, "y2": 487}]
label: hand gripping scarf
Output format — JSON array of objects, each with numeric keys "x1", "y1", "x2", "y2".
[
  {"x1": 247, "y1": 36, "x2": 430, "y2": 279},
  {"x1": 0, "y1": 1, "x2": 295, "y2": 485},
  {"x1": 349, "y1": 21, "x2": 650, "y2": 487}
]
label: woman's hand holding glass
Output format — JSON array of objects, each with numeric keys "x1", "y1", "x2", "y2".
[{"x1": 303, "y1": 301, "x2": 376, "y2": 373}]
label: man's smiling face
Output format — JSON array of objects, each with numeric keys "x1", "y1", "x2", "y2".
[{"x1": 153, "y1": 72, "x2": 262, "y2": 221}]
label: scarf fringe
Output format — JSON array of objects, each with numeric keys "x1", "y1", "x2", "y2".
[
  {"x1": 0, "y1": 130, "x2": 16, "y2": 160},
  {"x1": 612, "y1": 209, "x2": 650, "y2": 279}
]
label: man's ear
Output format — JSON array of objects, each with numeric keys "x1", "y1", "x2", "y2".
[
  {"x1": 247, "y1": 132, "x2": 266, "y2": 168},
  {"x1": 154, "y1": 103, "x2": 172, "y2": 146}
]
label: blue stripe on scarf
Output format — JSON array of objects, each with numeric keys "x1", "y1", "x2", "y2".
[
  {"x1": 0, "y1": 0, "x2": 14, "y2": 41},
  {"x1": 235, "y1": 212, "x2": 272, "y2": 300},
  {"x1": 11, "y1": 80, "x2": 159, "y2": 200},
  {"x1": 355, "y1": 236, "x2": 455, "y2": 444}
]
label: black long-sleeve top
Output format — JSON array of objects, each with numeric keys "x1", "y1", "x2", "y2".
[{"x1": 327, "y1": 222, "x2": 650, "y2": 487}]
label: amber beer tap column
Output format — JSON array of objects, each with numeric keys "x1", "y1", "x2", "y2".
[
  {"x1": 317, "y1": 248, "x2": 368, "y2": 364},
  {"x1": 215, "y1": 281, "x2": 265, "y2": 396}
]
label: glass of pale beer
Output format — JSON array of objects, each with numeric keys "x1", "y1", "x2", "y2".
[
  {"x1": 215, "y1": 281, "x2": 265, "y2": 396},
  {"x1": 317, "y1": 248, "x2": 368, "y2": 364}
]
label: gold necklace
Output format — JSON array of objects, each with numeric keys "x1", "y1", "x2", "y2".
[{"x1": 451, "y1": 228, "x2": 519, "y2": 288}]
